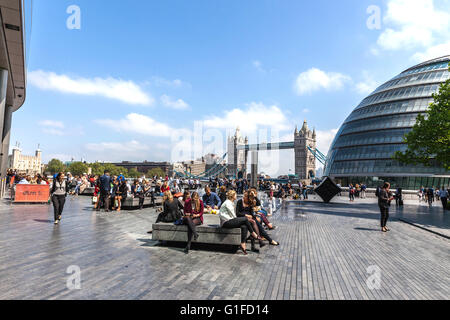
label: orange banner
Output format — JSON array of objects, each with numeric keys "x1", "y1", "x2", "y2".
[{"x1": 14, "y1": 184, "x2": 50, "y2": 203}]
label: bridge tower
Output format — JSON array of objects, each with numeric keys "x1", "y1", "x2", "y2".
[
  {"x1": 227, "y1": 127, "x2": 248, "y2": 179},
  {"x1": 294, "y1": 120, "x2": 316, "y2": 182}
]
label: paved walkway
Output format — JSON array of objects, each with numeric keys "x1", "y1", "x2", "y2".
[
  {"x1": 306, "y1": 195, "x2": 450, "y2": 238},
  {"x1": 0, "y1": 196, "x2": 448, "y2": 300}
]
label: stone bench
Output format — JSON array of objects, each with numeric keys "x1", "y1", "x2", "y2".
[
  {"x1": 80, "y1": 187, "x2": 95, "y2": 196},
  {"x1": 121, "y1": 197, "x2": 162, "y2": 209},
  {"x1": 152, "y1": 223, "x2": 242, "y2": 246}
]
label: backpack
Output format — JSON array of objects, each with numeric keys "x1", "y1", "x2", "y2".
[{"x1": 375, "y1": 187, "x2": 380, "y2": 197}]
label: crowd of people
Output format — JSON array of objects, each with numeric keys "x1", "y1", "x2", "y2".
[
  {"x1": 418, "y1": 186, "x2": 449, "y2": 209},
  {"x1": 152, "y1": 182, "x2": 280, "y2": 254}
]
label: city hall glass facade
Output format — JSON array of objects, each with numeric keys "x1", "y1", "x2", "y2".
[{"x1": 324, "y1": 56, "x2": 450, "y2": 190}]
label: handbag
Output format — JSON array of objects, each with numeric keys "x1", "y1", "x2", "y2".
[{"x1": 92, "y1": 196, "x2": 98, "y2": 204}]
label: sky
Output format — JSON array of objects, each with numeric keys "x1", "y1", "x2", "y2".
[{"x1": 11, "y1": 0, "x2": 450, "y2": 176}]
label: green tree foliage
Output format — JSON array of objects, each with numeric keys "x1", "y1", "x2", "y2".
[
  {"x1": 128, "y1": 168, "x2": 141, "y2": 178},
  {"x1": 68, "y1": 162, "x2": 89, "y2": 176},
  {"x1": 394, "y1": 63, "x2": 450, "y2": 170},
  {"x1": 89, "y1": 162, "x2": 105, "y2": 176},
  {"x1": 147, "y1": 168, "x2": 165, "y2": 178},
  {"x1": 46, "y1": 159, "x2": 66, "y2": 174}
]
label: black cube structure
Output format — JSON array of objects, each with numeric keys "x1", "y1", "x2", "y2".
[{"x1": 314, "y1": 177, "x2": 341, "y2": 203}]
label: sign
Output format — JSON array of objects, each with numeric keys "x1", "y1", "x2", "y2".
[{"x1": 14, "y1": 184, "x2": 50, "y2": 203}]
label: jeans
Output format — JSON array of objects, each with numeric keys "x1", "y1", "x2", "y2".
[
  {"x1": 182, "y1": 216, "x2": 201, "y2": 249},
  {"x1": 222, "y1": 217, "x2": 255, "y2": 243},
  {"x1": 379, "y1": 206, "x2": 389, "y2": 228},
  {"x1": 52, "y1": 194, "x2": 66, "y2": 220},
  {"x1": 254, "y1": 218, "x2": 272, "y2": 243},
  {"x1": 100, "y1": 190, "x2": 110, "y2": 211},
  {"x1": 441, "y1": 197, "x2": 448, "y2": 210}
]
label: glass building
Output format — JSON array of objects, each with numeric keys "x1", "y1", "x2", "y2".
[{"x1": 324, "y1": 56, "x2": 450, "y2": 190}]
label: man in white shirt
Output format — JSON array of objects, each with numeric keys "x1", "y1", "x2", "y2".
[{"x1": 18, "y1": 176, "x2": 30, "y2": 184}]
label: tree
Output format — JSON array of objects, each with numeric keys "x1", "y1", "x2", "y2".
[
  {"x1": 128, "y1": 168, "x2": 140, "y2": 178},
  {"x1": 89, "y1": 162, "x2": 105, "y2": 176},
  {"x1": 68, "y1": 162, "x2": 89, "y2": 176},
  {"x1": 46, "y1": 159, "x2": 66, "y2": 174},
  {"x1": 147, "y1": 168, "x2": 165, "y2": 178},
  {"x1": 394, "y1": 63, "x2": 450, "y2": 170}
]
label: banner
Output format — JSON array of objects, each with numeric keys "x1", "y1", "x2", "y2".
[{"x1": 14, "y1": 184, "x2": 50, "y2": 203}]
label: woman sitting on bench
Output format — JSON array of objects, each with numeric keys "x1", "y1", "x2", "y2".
[
  {"x1": 219, "y1": 190, "x2": 260, "y2": 255},
  {"x1": 237, "y1": 191, "x2": 279, "y2": 247},
  {"x1": 155, "y1": 191, "x2": 183, "y2": 223},
  {"x1": 182, "y1": 192, "x2": 204, "y2": 254},
  {"x1": 249, "y1": 188, "x2": 276, "y2": 230}
]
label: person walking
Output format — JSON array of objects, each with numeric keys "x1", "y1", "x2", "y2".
[
  {"x1": 438, "y1": 187, "x2": 448, "y2": 210},
  {"x1": 378, "y1": 182, "x2": 394, "y2": 232},
  {"x1": 51, "y1": 173, "x2": 70, "y2": 225}
]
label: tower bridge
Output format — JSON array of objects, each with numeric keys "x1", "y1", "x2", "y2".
[
  {"x1": 175, "y1": 120, "x2": 325, "y2": 184},
  {"x1": 228, "y1": 120, "x2": 321, "y2": 186}
]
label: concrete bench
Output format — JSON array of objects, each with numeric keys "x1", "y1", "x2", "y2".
[
  {"x1": 121, "y1": 197, "x2": 162, "y2": 209},
  {"x1": 152, "y1": 223, "x2": 242, "y2": 246},
  {"x1": 80, "y1": 187, "x2": 95, "y2": 196}
]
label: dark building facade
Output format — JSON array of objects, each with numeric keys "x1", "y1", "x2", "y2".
[
  {"x1": 324, "y1": 56, "x2": 450, "y2": 190},
  {"x1": 111, "y1": 161, "x2": 172, "y2": 176}
]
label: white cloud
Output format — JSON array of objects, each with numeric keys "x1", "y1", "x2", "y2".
[
  {"x1": 28, "y1": 70, "x2": 154, "y2": 106},
  {"x1": 375, "y1": 0, "x2": 450, "y2": 61},
  {"x1": 303, "y1": 108, "x2": 310, "y2": 113},
  {"x1": 149, "y1": 76, "x2": 187, "y2": 88},
  {"x1": 38, "y1": 120, "x2": 65, "y2": 136},
  {"x1": 203, "y1": 102, "x2": 290, "y2": 133},
  {"x1": 85, "y1": 140, "x2": 149, "y2": 153},
  {"x1": 38, "y1": 120, "x2": 64, "y2": 128},
  {"x1": 294, "y1": 68, "x2": 351, "y2": 95},
  {"x1": 95, "y1": 113, "x2": 174, "y2": 137},
  {"x1": 355, "y1": 71, "x2": 379, "y2": 95},
  {"x1": 412, "y1": 41, "x2": 450, "y2": 62},
  {"x1": 252, "y1": 60, "x2": 266, "y2": 73},
  {"x1": 316, "y1": 128, "x2": 339, "y2": 155},
  {"x1": 160, "y1": 94, "x2": 189, "y2": 110}
]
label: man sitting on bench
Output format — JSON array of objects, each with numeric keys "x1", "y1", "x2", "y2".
[{"x1": 202, "y1": 186, "x2": 221, "y2": 214}]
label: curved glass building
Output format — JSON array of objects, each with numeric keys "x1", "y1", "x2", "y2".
[{"x1": 324, "y1": 56, "x2": 450, "y2": 190}]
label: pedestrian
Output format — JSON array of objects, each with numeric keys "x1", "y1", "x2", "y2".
[
  {"x1": 378, "y1": 182, "x2": 394, "y2": 232},
  {"x1": 99, "y1": 170, "x2": 112, "y2": 212},
  {"x1": 51, "y1": 172, "x2": 70, "y2": 225},
  {"x1": 438, "y1": 187, "x2": 448, "y2": 210}
]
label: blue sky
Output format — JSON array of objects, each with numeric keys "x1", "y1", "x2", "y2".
[{"x1": 12, "y1": 0, "x2": 450, "y2": 176}]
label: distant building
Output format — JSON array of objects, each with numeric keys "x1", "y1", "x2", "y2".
[
  {"x1": 8, "y1": 145, "x2": 42, "y2": 175},
  {"x1": 111, "y1": 161, "x2": 172, "y2": 176}
]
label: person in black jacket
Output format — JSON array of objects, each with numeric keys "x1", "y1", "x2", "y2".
[
  {"x1": 378, "y1": 182, "x2": 394, "y2": 232},
  {"x1": 98, "y1": 170, "x2": 112, "y2": 212},
  {"x1": 155, "y1": 191, "x2": 183, "y2": 223},
  {"x1": 51, "y1": 172, "x2": 70, "y2": 224},
  {"x1": 236, "y1": 191, "x2": 279, "y2": 251}
]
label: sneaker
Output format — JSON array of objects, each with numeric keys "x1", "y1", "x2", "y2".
[{"x1": 54, "y1": 220, "x2": 59, "y2": 225}]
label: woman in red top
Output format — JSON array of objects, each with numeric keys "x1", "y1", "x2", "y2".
[
  {"x1": 161, "y1": 181, "x2": 170, "y2": 193},
  {"x1": 182, "y1": 191, "x2": 204, "y2": 254}
]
